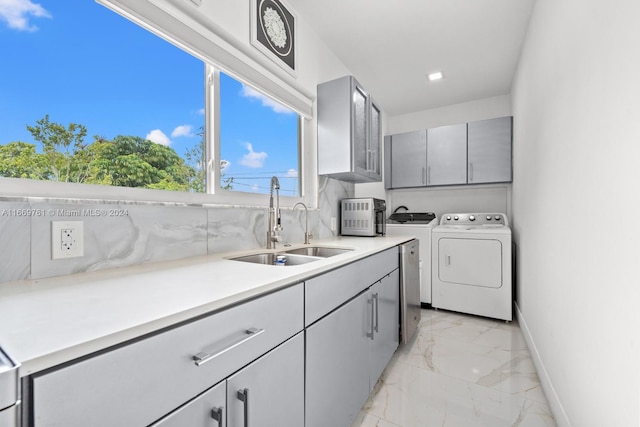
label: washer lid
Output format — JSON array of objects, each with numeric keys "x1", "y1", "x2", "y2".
[{"x1": 388, "y1": 212, "x2": 436, "y2": 224}]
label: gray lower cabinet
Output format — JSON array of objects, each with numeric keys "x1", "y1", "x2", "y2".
[
  {"x1": 426, "y1": 123, "x2": 468, "y2": 186},
  {"x1": 152, "y1": 333, "x2": 304, "y2": 427},
  {"x1": 226, "y1": 333, "x2": 304, "y2": 427},
  {"x1": 29, "y1": 284, "x2": 303, "y2": 427},
  {"x1": 305, "y1": 267, "x2": 400, "y2": 427},
  {"x1": 368, "y1": 269, "x2": 400, "y2": 384},
  {"x1": 306, "y1": 292, "x2": 371, "y2": 427},
  {"x1": 467, "y1": 116, "x2": 512, "y2": 184}
]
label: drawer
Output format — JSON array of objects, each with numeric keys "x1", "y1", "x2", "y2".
[
  {"x1": 31, "y1": 283, "x2": 303, "y2": 427},
  {"x1": 305, "y1": 247, "x2": 398, "y2": 326}
]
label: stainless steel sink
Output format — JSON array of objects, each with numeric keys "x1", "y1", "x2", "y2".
[
  {"x1": 229, "y1": 252, "x2": 322, "y2": 266},
  {"x1": 283, "y1": 246, "x2": 354, "y2": 258}
]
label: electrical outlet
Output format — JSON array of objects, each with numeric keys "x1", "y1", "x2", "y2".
[
  {"x1": 330, "y1": 217, "x2": 337, "y2": 231},
  {"x1": 51, "y1": 221, "x2": 84, "y2": 259}
]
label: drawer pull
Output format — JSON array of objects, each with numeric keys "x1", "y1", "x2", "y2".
[
  {"x1": 211, "y1": 406, "x2": 224, "y2": 426},
  {"x1": 193, "y1": 328, "x2": 265, "y2": 366}
]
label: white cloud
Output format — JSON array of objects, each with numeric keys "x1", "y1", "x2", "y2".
[
  {"x1": 239, "y1": 143, "x2": 267, "y2": 168},
  {"x1": 171, "y1": 124, "x2": 194, "y2": 138},
  {"x1": 0, "y1": 0, "x2": 51, "y2": 32},
  {"x1": 239, "y1": 85, "x2": 294, "y2": 115},
  {"x1": 146, "y1": 129, "x2": 171, "y2": 146},
  {"x1": 286, "y1": 169, "x2": 298, "y2": 177}
]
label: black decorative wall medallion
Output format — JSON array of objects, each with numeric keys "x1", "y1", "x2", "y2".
[{"x1": 251, "y1": 0, "x2": 296, "y2": 76}]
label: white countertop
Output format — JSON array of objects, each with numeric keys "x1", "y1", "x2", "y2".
[{"x1": 0, "y1": 236, "x2": 413, "y2": 376}]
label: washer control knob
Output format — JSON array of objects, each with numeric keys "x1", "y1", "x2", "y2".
[
  {"x1": 494, "y1": 215, "x2": 501, "y2": 221},
  {"x1": 446, "y1": 216, "x2": 451, "y2": 220},
  {"x1": 469, "y1": 215, "x2": 476, "y2": 221},
  {"x1": 454, "y1": 216, "x2": 459, "y2": 221},
  {"x1": 486, "y1": 215, "x2": 492, "y2": 220}
]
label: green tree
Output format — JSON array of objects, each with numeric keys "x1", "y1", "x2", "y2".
[
  {"x1": 0, "y1": 141, "x2": 49, "y2": 179},
  {"x1": 2, "y1": 116, "x2": 202, "y2": 192},
  {"x1": 26, "y1": 115, "x2": 89, "y2": 183},
  {"x1": 87, "y1": 135, "x2": 195, "y2": 191}
]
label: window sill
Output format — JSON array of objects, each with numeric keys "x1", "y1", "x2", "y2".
[{"x1": 0, "y1": 177, "x2": 312, "y2": 209}]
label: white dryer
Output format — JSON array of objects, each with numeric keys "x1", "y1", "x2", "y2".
[{"x1": 431, "y1": 213, "x2": 512, "y2": 321}]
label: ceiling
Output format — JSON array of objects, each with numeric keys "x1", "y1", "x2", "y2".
[{"x1": 288, "y1": 0, "x2": 536, "y2": 117}]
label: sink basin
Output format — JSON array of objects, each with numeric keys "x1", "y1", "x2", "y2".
[
  {"x1": 229, "y1": 252, "x2": 322, "y2": 266},
  {"x1": 283, "y1": 246, "x2": 354, "y2": 258}
]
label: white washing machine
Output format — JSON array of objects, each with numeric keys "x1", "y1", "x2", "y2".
[
  {"x1": 386, "y1": 211, "x2": 437, "y2": 305},
  {"x1": 431, "y1": 213, "x2": 512, "y2": 321}
]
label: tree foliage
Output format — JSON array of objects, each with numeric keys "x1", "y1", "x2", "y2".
[{"x1": 1, "y1": 116, "x2": 203, "y2": 192}]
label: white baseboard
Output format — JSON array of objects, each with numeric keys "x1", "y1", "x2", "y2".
[{"x1": 515, "y1": 303, "x2": 572, "y2": 427}]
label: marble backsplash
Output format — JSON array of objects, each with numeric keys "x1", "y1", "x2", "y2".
[{"x1": 0, "y1": 177, "x2": 354, "y2": 284}]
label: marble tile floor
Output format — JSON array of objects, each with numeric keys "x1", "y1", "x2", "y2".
[{"x1": 351, "y1": 308, "x2": 557, "y2": 427}]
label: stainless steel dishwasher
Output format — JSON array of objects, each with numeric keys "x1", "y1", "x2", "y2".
[
  {"x1": 0, "y1": 346, "x2": 20, "y2": 426},
  {"x1": 399, "y1": 239, "x2": 421, "y2": 343}
]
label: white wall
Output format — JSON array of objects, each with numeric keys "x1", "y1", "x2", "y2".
[
  {"x1": 511, "y1": 0, "x2": 640, "y2": 426},
  {"x1": 356, "y1": 95, "x2": 513, "y2": 217}
]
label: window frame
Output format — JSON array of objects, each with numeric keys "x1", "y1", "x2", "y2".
[
  {"x1": 207, "y1": 66, "x2": 304, "y2": 203},
  {"x1": 2, "y1": 0, "x2": 317, "y2": 209}
]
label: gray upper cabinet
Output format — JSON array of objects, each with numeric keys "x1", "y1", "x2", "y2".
[
  {"x1": 384, "y1": 130, "x2": 427, "y2": 189},
  {"x1": 427, "y1": 123, "x2": 467, "y2": 186},
  {"x1": 467, "y1": 117, "x2": 512, "y2": 184},
  {"x1": 318, "y1": 75, "x2": 382, "y2": 183},
  {"x1": 385, "y1": 116, "x2": 513, "y2": 188}
]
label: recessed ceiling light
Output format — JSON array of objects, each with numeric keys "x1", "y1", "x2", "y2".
[{"x1": 427, "y1": 71, "x2": 444, "y2": 82}]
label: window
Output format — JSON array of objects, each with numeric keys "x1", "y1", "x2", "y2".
[
  {"x1": 0, "y1": 0, "x2": 302, "y2": 200},
  {"x1": 218, "y1": 71, "x2": 300, "y2": 196}
]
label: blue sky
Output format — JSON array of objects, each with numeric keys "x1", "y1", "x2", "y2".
[{"x1": 0, "y1": 0, "x2": 299, "y2": 195}]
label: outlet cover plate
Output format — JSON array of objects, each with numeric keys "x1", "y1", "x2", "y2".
[{"x1": 51, "y1": 221, "x2": 84, "y2": 259}]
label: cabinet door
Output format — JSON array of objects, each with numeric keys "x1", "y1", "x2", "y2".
[
  {"x1": 152, "y1": 381, "x2": 226, "y2": 427},
  {"x1": 390, "y1": 130, "x2": 427, "y2": 188},
  {"x1": 427, "y1": 124, "x2": 467, "y2": 186},
  {"x1": 352, "y1": 82, "x2": 369, "y2": 175},
  {"x1": 306, "y1": 292, "x2": 371, "y2": 427},
  {"x1": 368, "y1": 99, "x2": 382, "y2": 180},
  {"x1": 468, "y1": 116, "x2": 512, "y2": 183},
  {"x1": 227, "y1": 333, "x2": 304, "y2": 427},
  {"x1": 369, "y1": 269, "x2": 400, "y2": 388}
]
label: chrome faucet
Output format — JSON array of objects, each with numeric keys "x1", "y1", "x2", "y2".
[
  {"x1": 293, "y1": 202, "x2": 312, "y2": 245},
  {"x1": 267, "y1": 176, "x2": 282, "y2": 249}
]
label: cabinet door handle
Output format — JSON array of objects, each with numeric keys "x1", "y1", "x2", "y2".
[
  {"x1": 469, "y1": 163, "x2": 474, "y2": 182},
  {"x1": 368, "y1": 296, "x2": 375, "y2": 340},
  {"x1": 193, "y1": 328, "x2": 265, "y2": 366},
  {"x1": 373, "y1": 292, "x2": 379, "y2": 333},
  {"x1": 427, "y1": 166, "x2": 431, "y2": 185},
  {"x1": 421, "y1": 167, "x2": 426, "y2": 185},
  {"x1": 237, "y1": 388, "x2": 249, "y2": 427},
  {"x1": 211, "y1": 406, "x2": 224, "y2": 426}
]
